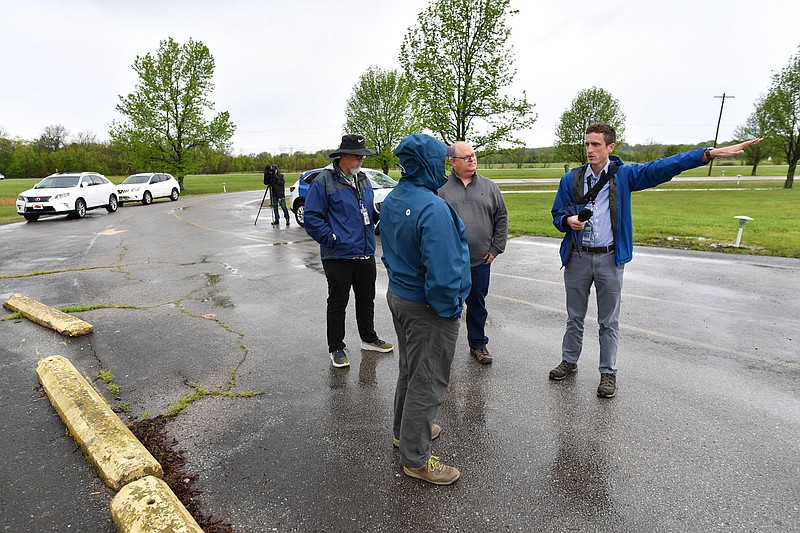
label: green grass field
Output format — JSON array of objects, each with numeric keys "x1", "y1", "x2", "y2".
[
  {"x1": 504, "y1": 187, "x2": 799, "y2": 257},
  {"x1": 2, "y1": 170, "x2": 797, "y2": 258}
]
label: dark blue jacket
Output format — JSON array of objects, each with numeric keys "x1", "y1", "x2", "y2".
[
  {"x1": 552, "y1": 148, "x2": 707, "y2": 267},
  {"x1": 304, "y1": 161, "x2": 376, "y2": 260},
  {"x1": 380, "y1": 134, "x2": 471, "y2": 320}
]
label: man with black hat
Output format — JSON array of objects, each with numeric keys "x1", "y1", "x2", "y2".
[{"x1": 304, "y1": 134, "x2": 394, "y2": 368}]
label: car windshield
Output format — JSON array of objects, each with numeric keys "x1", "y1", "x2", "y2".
[
  {"x1": 34, "y1": 176, "x2": 80, "y2": 188},
  {"x1": 121, "y1": 175, "x2": 151, "y2": 184},
  {"x1": 368, "y1": 171, "x2": 396, "y2": 189}
]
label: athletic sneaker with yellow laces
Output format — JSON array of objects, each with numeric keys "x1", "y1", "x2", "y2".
[{"x1": 403, "y1": 455, "x2": 460, "y2": 485}]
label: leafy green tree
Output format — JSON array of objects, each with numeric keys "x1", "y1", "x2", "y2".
[
  {"x1": 36, "y1": 124, "x2": 70, "y2": 152},
  {"x1": 344, "y1": 66, "x2": 421, "y2": 174},
  {"x1": 7, "y1": 142, "x2": 47, "y2": 179},
  {"x1": 761, "y1": 45, "x2": 800, "y2": 188},
  {"x1": 554, "y1": 87, "x2": 626, "y2": 165},
  {"x1": 734, "y1": 97, "x2": 772, "y2": 176},
  {"x1": 398, "y1": 0, "x2": 536, "y2": 149},
  {"x1": 110, "y1": 37, "x2": 235, "y2": 187}
]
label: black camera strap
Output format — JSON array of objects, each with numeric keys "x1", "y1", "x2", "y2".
[{"x1": 577, "y1": 165, "x2": 617, "y2": 204}]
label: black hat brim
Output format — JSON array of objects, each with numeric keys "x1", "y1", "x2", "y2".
[{"x1": 329, "y1": 147, "x2": 376, "y2": 158}]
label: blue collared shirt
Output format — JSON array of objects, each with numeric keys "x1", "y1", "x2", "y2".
[{"x1": 582, "y1": 162, "x2": 614, "y2": 247}]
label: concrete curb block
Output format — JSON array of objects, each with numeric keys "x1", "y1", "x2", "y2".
[
  {"x1": 36, "y1": 355, "x2": 163, "y2": 491},
  {"x1": 111, "y1": 476, "x2": 203, "y2": 533},
  {"x1": 4, "y1": 293, "x2": 93, "y2": 336}
]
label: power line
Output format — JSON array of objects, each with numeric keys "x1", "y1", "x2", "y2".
[{"x1": 708, "y1": 93, "x2": 734, "y2": 176}]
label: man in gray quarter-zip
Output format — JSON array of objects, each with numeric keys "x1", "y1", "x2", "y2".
[{"x1": 439, "y1": 141, "x2": 508, "y2": 366}]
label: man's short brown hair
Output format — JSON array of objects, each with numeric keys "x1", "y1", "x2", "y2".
[{"x1": 585, "y1": 123, "x2": 616, "y2": 146}]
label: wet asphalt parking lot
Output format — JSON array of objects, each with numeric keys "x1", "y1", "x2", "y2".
[{"x1": 1, "y1": 190, "x2": 799, "y2": 532}]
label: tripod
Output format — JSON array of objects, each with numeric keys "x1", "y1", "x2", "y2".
[{"x1": 254, "y1": 187, "x2": 275, "y2": 226}]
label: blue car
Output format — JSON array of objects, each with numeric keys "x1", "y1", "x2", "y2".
[{"x1": 288, "y1": 166, "x2": 397, "y2": 230}]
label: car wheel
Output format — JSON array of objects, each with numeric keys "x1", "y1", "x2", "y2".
[
  {"x1": 24, "y1": 214, "x2": 39, "y2": 222},
  {"x1": 75, "y1": 198, "x2": 87, "y2": 218},
  {"x1": 293, "y1": 200, "x2": 305, "y2": 227},
  {"x1": 142, "y1": 191, "x2": 152, "y2": 205},
  {"x1": 170, "y1": 188, "x2": 179, "y2": 201},
  {"x1": 106, "y1": 195, "x2": 118, "y2": 213}
]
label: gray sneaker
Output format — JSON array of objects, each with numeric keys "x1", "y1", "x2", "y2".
[
  {"x1": 360, "y1": 338, "x2": 394, "y2": 353},
  {"x1": 330, "y1": 349, "x2": 350, "y2": 368},
  {"x1": 597, "y1": 373, "x2": 617, "y2": 398},
  {"x1": 549, "y1": 360, "x2": 577, "y2": 380}
]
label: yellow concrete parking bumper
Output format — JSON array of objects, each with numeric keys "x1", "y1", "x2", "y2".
[
  {"x1": 4, "y1": 293, "x2": 93, "y2": 336},
  {"x1": 37, "y1": 355, "x2": 204, "y2": 531},
  {"x1": 111, "y1": 476, "x2": 203, "y2": 533},
  {"x1": 36, "y1": 355, "x2": 162, "y2": 491}
]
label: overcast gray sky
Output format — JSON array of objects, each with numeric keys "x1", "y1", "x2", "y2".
[{"x1": 2, "y1": 0, "x2": 798, "y2": 155}]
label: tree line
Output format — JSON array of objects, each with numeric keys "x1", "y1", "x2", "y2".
[
  {"x1": 1, "y1": 126, "x2": 761, "y2": 181},
  {"x1": 0, "y1": 129, "x2": 328, "y2": 181}
]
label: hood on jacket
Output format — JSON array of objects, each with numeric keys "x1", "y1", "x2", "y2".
[{"x1": 394, "y1": 134, "x2": 448, "y2": 192}]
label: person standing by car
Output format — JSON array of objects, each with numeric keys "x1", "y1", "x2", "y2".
[
  {"x1": 550, "y1": 123, "x2": 762, "y2": 398},
  {"x1": 439, "y1": 141, "x2": 507, "y2": 365},
  {"x1": 381, "y1": 133, "x2": 471, "y2": 485},
  {"x1": 304, "y1": 135, "x2": 394, "y2": 368},
  {"x1": 264, "y1": 164, "x2": 290, "y2": 226}
]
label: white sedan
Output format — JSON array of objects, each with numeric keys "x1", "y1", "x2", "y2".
[
  {"x1": 117, "y1": 172, "x2": 180, "y2": 205},
  {"x1": 16, "y1": 172, "x2": 118, "y2": 222}
]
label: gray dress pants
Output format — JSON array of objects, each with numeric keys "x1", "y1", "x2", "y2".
[
  {"x1": 388, "y1": 289, "x2": 460, "y2": 468},
  {"x1": 561, "y1": 250, "x2": 624, "y2": 374}
]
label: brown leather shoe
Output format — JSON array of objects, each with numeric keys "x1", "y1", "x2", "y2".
[
  {"x1": 470, "y1": 347, "x2": 493, "y2": 364},
  {"x1": 403, "y1": 455, "x2": 460, "y2": 485}
]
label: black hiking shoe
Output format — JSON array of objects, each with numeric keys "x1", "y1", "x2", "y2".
[
  {"x1": 549, "y1": 360, "x2": 577, "y2": 380},
  {"x1": 597, "y1": 373, "x2": 617, "y2": 398}
]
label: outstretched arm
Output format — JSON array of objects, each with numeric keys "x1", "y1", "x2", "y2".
[{"x1": 703, "y1": 138, "x2": 763, "y2": 163}]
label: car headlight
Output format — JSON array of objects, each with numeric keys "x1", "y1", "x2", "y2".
[
  {"x1": 53, "y1": 192, "x2": 71, "y2": 200},
  {"x1": 18, "y1": 195, "x2": 25, "y2": 202}
]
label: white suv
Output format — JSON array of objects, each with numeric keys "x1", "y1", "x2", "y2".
[
  {"x1": 117, "y1": 172, "x2": 180, "y2": 205},
  {"x1": 289, "y1": 166, "x2": 396, "y2": 229},
  {"x1": 16, "y1": 172, "x2": 118, "y2": 222}
]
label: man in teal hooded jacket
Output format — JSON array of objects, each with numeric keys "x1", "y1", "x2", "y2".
[{"x1": 381, "y1": 133, "x2": 471, "y2": 485}]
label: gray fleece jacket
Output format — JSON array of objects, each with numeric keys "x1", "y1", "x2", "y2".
[{"x1": 438, "y1": 171, "x2": 508, "y2": 267}]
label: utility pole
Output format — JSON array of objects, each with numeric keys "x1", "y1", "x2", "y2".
[{"x1": 708, "y1": 93, "x2": 735, "y2": 176}]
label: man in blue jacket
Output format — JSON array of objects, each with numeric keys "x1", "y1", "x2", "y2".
[
  {"x1": 550, "y1": 123, "x2": 761, "y2": 398},
  {"x1": 304, "y1": 134, "x2": 394, "y2": 369},
  {"x1": 381, "y1": 133, "x2": 471, "y2": 485}
]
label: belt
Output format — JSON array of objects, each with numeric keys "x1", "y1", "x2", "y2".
[{"x1": 579, "y1": 245, "x2": 614, "y2": 253}]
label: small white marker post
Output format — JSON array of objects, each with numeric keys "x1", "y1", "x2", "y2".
[{"x1": 734, "y1": 215, "x2": 753, "y2": 247}]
